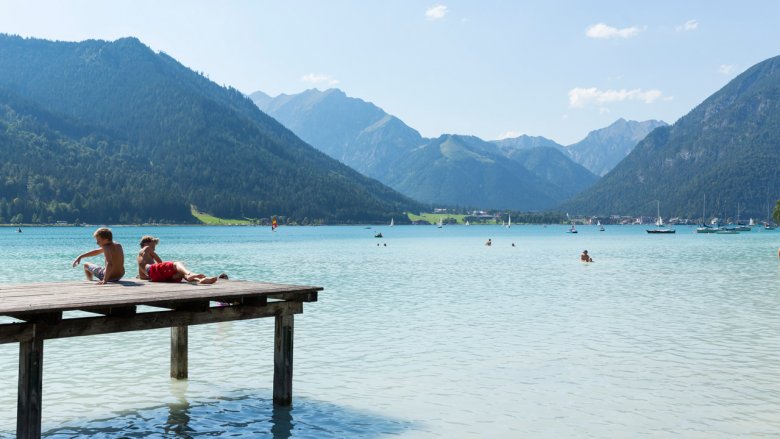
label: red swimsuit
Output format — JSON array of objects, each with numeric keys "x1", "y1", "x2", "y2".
[{"x1": 148, "y1": 261, "x2": 180, "y2": 282}]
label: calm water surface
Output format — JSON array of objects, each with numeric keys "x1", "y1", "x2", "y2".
[{"x1": 0, "y1": 225, "x2": 779, "y2": 438}]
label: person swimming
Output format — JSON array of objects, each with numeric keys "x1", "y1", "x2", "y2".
[{"x1": 580, "y1": 250, "x2": 594, "y2": 262}]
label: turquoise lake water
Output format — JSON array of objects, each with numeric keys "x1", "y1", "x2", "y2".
[{"x1": 0, "y1": 225, "x2": 779, "y2": 438}]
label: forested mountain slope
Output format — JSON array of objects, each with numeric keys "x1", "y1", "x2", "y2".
[
  {"x1": 562, "y1": 55, "x2": 780, "y2": 219},
  {"x1": 0, "y1": 35, "x2": 421, "y2": 223}
]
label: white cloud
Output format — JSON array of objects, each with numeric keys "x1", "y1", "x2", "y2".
[
  {"x1": 568, "y1": 87, "x2": 665, "y2": 108},
  {"x1": 676, "y1": 19, "x2": 699, "y2": 32},
  {"x1": 425, "y1": 4, "x2": 448, "y2": 21},
  {"x1": 585, "y1": 23, "x2": 641, "y2": 39},
  {"x1": 497, "y1": 130, "x2": 522, "y2": 140},
  {"x1": 718, "y1": 64, "x2": 734, "y2": 75},
  {"x1": 300, "y1": 73, "x2": 339, "y2": 86}
]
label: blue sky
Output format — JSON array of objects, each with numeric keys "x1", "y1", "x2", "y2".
[{"x1": 1, "y1": 1, "x2": 778, "y2": 144}]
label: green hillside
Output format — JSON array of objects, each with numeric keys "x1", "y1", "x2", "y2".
[
  {"x1": 0, "y1": 35, "x2": 422, "y2": 224},
  {"x1": 387, "y1": 135, "x2": 562, "y2": 210},
  {"x1": 562, "y1": 55, "x2": 780, "y2": 219}
]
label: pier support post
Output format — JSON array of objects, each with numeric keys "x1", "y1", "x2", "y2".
[
  {"x1": 17, "y1": 332, "x2": 43, "y2": 439},
  {"x1": 171, "y1": 326, "x2": 188, "y2": 379},
  {"x1": 273, "y1": 314, "x2": 294, "y2": 405}
]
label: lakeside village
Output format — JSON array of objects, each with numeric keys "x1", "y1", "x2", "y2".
[{"x1": 408, "y1": 209, "x2": 775, "y2": 227}]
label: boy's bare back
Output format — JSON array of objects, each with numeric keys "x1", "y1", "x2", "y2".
[{"x1": 102, "y1": 241, "x2": 125, "y2": 282}]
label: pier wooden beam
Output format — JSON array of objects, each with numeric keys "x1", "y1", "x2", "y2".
[
  {"x1": 17, "y1": 331, "x2": 43, "y2": 439},
  {"x1": 0, "y1": 301, "x2": 303, "y2": 344},
  {"x1": 171, "y1": 326, "x2": 188, "y2": 379},
  {"x1": 273, "y1": 314, "x2": 294, "y2": 405}
]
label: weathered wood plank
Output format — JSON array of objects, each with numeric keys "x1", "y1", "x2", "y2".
[
  {"x1": 0, "y1": 301, "x2": 303, "y2": 344},
  {"x1": 0, "y1": 280, "x2": 321, "y2": 317},
  {"x1": 273, "y1": 314, "x2": 294, "y2": 406},
  {"x1": 17, "y1": 334, "x2": 43, "y2": 439}
]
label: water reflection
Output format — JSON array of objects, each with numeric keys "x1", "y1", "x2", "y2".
[
  {"x1": 164, "y1": 381, "x2": 192, "y2": 437},
  {"x1": 270, "y1": 405, "x2": 292, "y2": 439},
  {"x1": 41, "y1": 390, "x2": 414, "y2": 438}
]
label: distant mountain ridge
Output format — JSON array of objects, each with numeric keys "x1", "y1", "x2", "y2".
[
  {"x1": 0, "y1": 35, "x2": 421, "y2": 224},
  {"x1": 250, "y1": 89, "x2": 424, "y2": 180},
  {"x1": 562, "y1": 54, "x2": 780, "y2": 219},
  {"x1": 252, "y1": 89, "x2": 627, "y2": 210},
  {"x1": 565, "y1": 118, "x2": 668, "y2": 176}
]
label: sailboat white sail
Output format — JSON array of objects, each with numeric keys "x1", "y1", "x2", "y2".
[
  {"x1": 390, "y1": 218, "x2": 394, "y2": 227},
  {"x1": 647, "y1": 200, "x2": 675, "y2": 234},
  {"x1": 437, "y1": 217, "x2": 443, "y2": 228},
  {"x1": 507, "y1": 214, "x2": 511, "y2": 228}
]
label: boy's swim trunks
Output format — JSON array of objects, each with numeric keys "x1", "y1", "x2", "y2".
[{"x1": 148, "y1": 261, "x2": 180, "y2": 282}]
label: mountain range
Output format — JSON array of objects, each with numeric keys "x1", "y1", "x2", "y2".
[
  {"x1": 0, "y1": 35, "x2": 421, "y2": 224},
  {"x1": 252, "y1": 89, "x2": 664, "y2": 210},
  {"x1": 563, "y1": 54, "x2": 780, "y2": 219}
]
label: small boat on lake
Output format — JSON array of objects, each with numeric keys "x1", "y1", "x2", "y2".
[
  {"x1": 374, "y1": 232, "x2": 383, "y2": 238},
  {"x1": 598, "y1": 220, "x2": 604, "y2": 232},
  {"x1": 567, "y1": 222, "x2": 578, "y2": 234},
  {"x1": 647, "y1": 201, "x2": 675, "y2": 234},
  {"x1": 696, "y1": 195, "x2": 717, "y2": 233}
]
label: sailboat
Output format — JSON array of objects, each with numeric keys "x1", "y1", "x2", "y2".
[
  {"x1": 437, "y1": 217, "x2": 443, "y2": 228},
  {"x1": 598, "y1": 220, "x2": 604, "y2": 232},
  {"x1": 697, "y1": 194, "x2": 717, "y2": 233},
  {"x1": 731, "y1": 203, "x2": 752, "y2": 231},
  {"x1": 390, "y1": 218, "x2": 394, "y2": 227},
  {"x1": 506, "y1": 214, "x2": 511, "y2": 228},
  {"x1": 465, "y1": 220, "x2": 470, "y2": 226},
  {"x1": 647, "y1": 200, "x2": 675, "y2": 234}
]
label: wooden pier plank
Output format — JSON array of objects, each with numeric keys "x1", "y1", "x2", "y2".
[{"x1": 0, "y1": 281, "x2": 321, "y2": 317}]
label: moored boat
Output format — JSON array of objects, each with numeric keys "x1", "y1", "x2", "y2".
[{"x1": 647, "y1": 201, "x2": 675, "y2": 234}]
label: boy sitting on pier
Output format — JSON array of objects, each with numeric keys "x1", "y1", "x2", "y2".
[
  {"x1": 72, "y1": 227, "x2": 125, "y2": 284},
  {"x1": 137, "y1": 235, "x2": 222, "y2": 284}
]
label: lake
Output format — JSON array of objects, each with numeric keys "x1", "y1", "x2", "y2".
[{"x1": 0, "y1": 225, "x2": 779, "y2": 438}]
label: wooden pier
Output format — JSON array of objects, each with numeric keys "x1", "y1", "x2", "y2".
[{"x1": 0, "y1": 279, "x2": 322, "y2": 438}]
